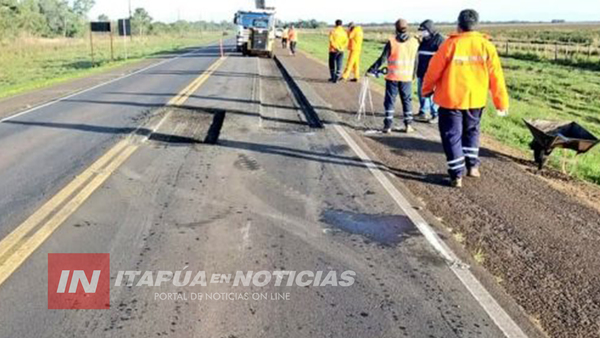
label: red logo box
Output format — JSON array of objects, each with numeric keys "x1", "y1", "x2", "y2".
[{"x1": 48, "y1": 253, "x2": 110, "y2": 309}]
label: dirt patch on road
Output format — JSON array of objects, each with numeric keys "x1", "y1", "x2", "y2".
[{"x1": 279, "y1": 49, "x2": 600, "y2": 338}]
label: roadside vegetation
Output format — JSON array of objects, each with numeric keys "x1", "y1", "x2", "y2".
[
  {"x1": 297, "y1": 27, "x2": 600, "y2": 185},
  {"x1": 0, "y1": 33, "x2": 225, "y2": 98},
  {"x1": 0, "y1": 1, "x2": 232, "y2": 99}
]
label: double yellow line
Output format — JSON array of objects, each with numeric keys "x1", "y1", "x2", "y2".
[{"x1": 0, "y1": 56, "x2": 227, "y2": 287}]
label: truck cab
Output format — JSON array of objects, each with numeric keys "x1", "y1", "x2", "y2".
[{"x1": 233, "y1": 9, "x2": 276, "y2": 56}]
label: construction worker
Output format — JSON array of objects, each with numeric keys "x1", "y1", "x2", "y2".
[
  {"x1": 288, "y1": 25, "x2": 298, "y2": 55},
  {"x1": 329, "y1": 19, "x2": 349, "y2": 83},
  {"x1": 282, "y1": 26, "x2": 289, "y2": 49},
  {"x1": 342, "y1": 22, "x2": 364, "y2": 82},
  {"x1": 414, "y1": 20, "x2": 445, "y2": 124},
  {"x1": 422, "y1": 9, "x2": 509, "y2": 188},
  {"x1": 367, "y1": 19, "x2": 419, "y2": 133}
]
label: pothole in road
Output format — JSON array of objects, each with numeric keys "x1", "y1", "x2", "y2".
[
  {"x1": 147, "y1": 108, "x2": 226, "y2": 146},
  {"x1": 320, "y1": 209, "x2": 419, "y2": 246}
]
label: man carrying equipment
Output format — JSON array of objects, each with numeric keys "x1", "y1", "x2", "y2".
[{"x1": 368, "y1": 19, "x2": 419, "y2": 133}]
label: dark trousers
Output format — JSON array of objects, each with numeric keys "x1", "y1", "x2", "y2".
[
  {"x1": 383, "y1": 80, "x2": 413, "y2": 129},
  {"x1": 438, "y1": 108, "x2": 483, "y2": 179},
  {"x1": 329, "y1": 51, "x2": 344, "y2": 81},
  {"x1": 282, "y1": 38, "x2": 288, "y2": 48},
  {"x1": 290, "y1": 41, "x2": 297, "y2": 55}
]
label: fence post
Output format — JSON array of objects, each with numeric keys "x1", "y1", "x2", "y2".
[
  {"x1": 110, "y1": 26, "x2": 115, "y2": 62},
  {"x1": 89, "y1": 29, "x2": 95, "y2": 67},
  {"x1": 555, "y1": 43, "x2": 558, "y2": 61}
]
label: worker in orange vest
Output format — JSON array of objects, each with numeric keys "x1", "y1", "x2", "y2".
[
  {"x1": 368, "y1": 19, "x2": 419, "y2": 133},
  {"x1": 288, "y1": 25, "x2": 298, "y2": 56},
  {"x1": 342, "y1": 22, "x2": 364, "y2": 82},
  {"x1": 329, "y1": 19, "x2": 349, "y2": 83},
  {"x1": 423, "y1": 9, "x2": 509, "y2": 188},
  {"x1": 281, "y1": 26, "x2": 289, "y2": 49}
]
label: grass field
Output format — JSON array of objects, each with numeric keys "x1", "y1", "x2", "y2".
[
  {"x1": 0, "y1": 32, "x2": 225, "y2": 99},
  {"x1": 297, "y1": 32, "x2": 600, "y2": 185}
]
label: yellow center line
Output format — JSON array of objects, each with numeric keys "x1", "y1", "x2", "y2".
[
  {"x1": 0, "y1": 56, "x2": 228, "y2": 288},
  {"x1": 0, "y1": 141, "x2": 129, "y2": 259}
]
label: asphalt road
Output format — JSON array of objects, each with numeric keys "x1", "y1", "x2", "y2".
[{"x1": 0, "y1": 42, "x2": 508, "y2": 337}]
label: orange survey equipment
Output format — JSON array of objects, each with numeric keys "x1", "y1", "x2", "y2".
[
  {"x1": 422, "y1": 31, "x2": 509, "y2": 110},
  {"x1": 386, "y1": 37, "x2": 419, "y2": 82},
  {"x1": 329, "y1": 26, "x2": 349, "y2": 52}
]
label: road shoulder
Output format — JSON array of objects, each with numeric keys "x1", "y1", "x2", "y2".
[{"x1": 275, "y1": 46, "x2": 600, "y2": 338}]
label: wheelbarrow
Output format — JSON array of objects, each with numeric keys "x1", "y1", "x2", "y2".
[{"x1": 524, "y1": 119, "x2": 599, "y2": 170}]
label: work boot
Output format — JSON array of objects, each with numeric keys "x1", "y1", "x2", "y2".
[
  {"x1": 382, "y1": 127, "x2": 392, "y2": 134},
  {"x1": 401, "y1": 124, "x2": 415, "y2": 133},
  {"x1": 350, "y1": 78, "x2": 359, "y2": 82},
  {"x1": 414, "y1": 113, "x2": 429, "y2": 123},
  {"x1": 428, "y1": 116, "x2": 439, "y2": 124},
  {"x1": 468, "y1": 167, "x2": 481, "y2": 178},
  {"x1": 451, "y1": 177, "x2": 463, "y2": 188}
]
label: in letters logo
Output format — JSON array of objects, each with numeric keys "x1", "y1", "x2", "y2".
[{"x1": 48, "y1": 253, "x2": 110, "y2": 309}]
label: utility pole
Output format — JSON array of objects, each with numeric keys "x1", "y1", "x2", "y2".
[{"x1": 129, "y1": 0, "x2": 133, "y2": 41}]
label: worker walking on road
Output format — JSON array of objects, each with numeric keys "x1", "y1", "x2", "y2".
[
  {"x1": 329, "y1": 20, "x2": 349, "y2": 83},
  {"x1": 282, "y1": 26, "x2": 289, "y2": 49},
  {"x1": 423, "y1": 9, "x2": 509, "y2": 188},
  {"x1": 342, "y1": 22, "x2": 364, "y2": 82},
  {"x1": 368, "y1": 19, "x2": 419, "y2": 133},
  {"x1": 414, "y1": 20, "x2": 445, "y2": 124},
  {"x1": 288, "y1": 25, "x2": 298, "y2": 56}
]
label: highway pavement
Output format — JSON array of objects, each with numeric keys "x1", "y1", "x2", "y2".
[{"x1": 0, "y1": 42, "x2": 510, "y2": 337}]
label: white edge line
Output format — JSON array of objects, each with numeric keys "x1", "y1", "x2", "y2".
[
  {"x1": 0, "y1": 44, "x2": 216, "y2": 123},
  {"x1": 331, "y1": 123, "x2": 528, "y2": 338}
]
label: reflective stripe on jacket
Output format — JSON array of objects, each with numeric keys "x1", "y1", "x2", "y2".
[
  {"x1": 348, "y1": 26, "x2": 364, "y2": 51},
  {"x1": 329, "y1": 26, "x2": 349, "y2": 52},
  {"x1": 422, "y1": 31, "x2": 509, "y2": 110},
  {"x1": 386, "y1": 37, "x2": 419, "y2": 82},
  {"x1": 416, "y1": 32, "x2": 445, "y2": 78}
]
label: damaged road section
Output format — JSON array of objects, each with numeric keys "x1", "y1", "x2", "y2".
[{"x1": 274, "y1": 55, "x2": 323, "y2": 129}]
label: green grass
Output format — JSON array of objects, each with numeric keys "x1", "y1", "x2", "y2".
[
  {"x1": 298, "y1": 33, "x2": 600, "y2": 185},
  {"x1": 0, "y1": 32, "x2": 225, "y2": 99}
]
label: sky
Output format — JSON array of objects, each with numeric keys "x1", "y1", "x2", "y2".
[{"x1": 89, "y1": 0, "x2": 600, "y2": 24}]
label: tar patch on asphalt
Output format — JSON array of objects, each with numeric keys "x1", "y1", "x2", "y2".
[{"x1": 146, "y1": 108, "x2": 226, "y2": 146}]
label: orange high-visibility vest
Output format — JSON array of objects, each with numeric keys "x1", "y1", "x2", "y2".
[
  {"x1": 386, "y1": 37, "x2": 419, "y2": 82},
  {"x1": 422, "y1": 31, "x2": 509, "y2": 110},
  {"x1": 288, "y1": 29, "x2": 297, "y2": 42}
]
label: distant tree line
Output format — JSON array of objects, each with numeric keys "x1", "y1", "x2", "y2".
[
  {"x1": 283, "y1": 19, "x2": 327, "y2": 29},
  {"x1": 0, "y1": 0, "x2": 95, "y2": 38},
  {"x1": 126, "y1": 8, "x2": 234, "y2": 37},
  {"x1": 0, "y1": 1, "x2": 234, "y2": 41}
]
